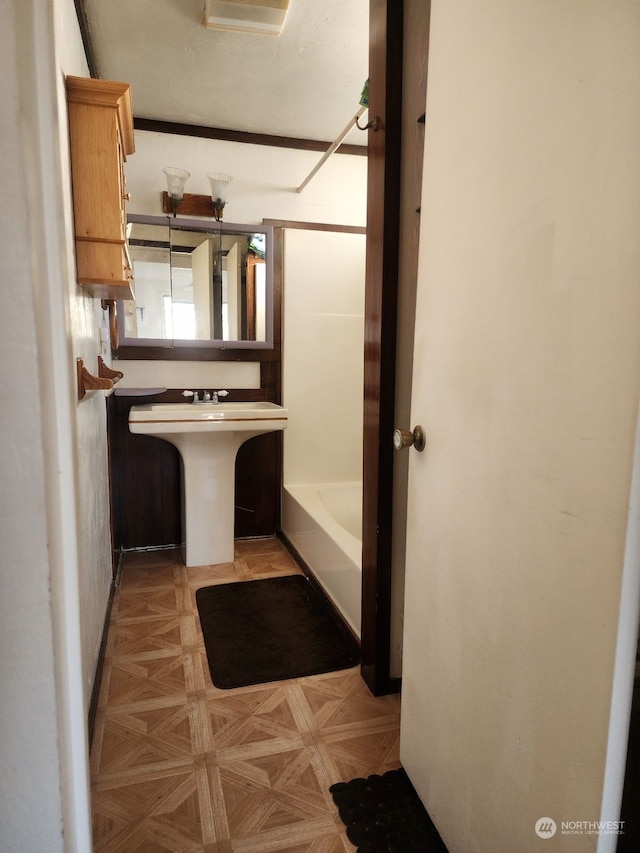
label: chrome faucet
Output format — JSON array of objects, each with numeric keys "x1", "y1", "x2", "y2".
[{"x1": 182, "y1": 389, "x2": 229, "y2": 404}]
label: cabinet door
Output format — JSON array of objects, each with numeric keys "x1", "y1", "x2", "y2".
[{"x1": 66, "y1": 76, "x2": 135, "y2": 299}]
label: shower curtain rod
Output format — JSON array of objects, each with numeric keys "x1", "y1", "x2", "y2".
[{"x1": 295, "y1": 105, "x2": 368, "y2": 193}]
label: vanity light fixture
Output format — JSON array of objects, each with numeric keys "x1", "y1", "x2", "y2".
[
  {"x1": 162, "y1": 166, "x2": 233, "y2": 222},
  {"x1": 161, "y1": 168, "x2": 233, "y2": 219},
  {"x1": 163, "y1": 167, "x2": 190, "y2": 215}
]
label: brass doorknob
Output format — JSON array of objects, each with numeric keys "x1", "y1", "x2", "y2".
[{"x1": 393, "y1": 426, "x2": 425, "y2": 452}]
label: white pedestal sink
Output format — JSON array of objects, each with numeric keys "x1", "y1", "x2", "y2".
[{"x1": 129, "y1": 401, "x2": 287, "y2": 567}]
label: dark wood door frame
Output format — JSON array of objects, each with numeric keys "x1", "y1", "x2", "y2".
[{"x1": 361, "y1": 0, "x2": 405, "y2": 695}]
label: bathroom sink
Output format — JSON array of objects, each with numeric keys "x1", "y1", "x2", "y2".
[
  {"x1": 129, "y1": 401, "x2": 287, "y2": 567},
  {"x1": 129, "y1": 401, "x2": 287, "y2": 433}
]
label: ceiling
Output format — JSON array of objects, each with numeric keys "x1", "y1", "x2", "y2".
[{"x1": 82, "y1": 0, "x2": 369, "y2": 147}]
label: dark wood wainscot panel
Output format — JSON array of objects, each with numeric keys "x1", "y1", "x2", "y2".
[
  {"x1": 108, "y1": 392, "x2": 181, "y2": 550},
  {"x1": 107, "y1": 389, "x2": 282, "y2": 551}
]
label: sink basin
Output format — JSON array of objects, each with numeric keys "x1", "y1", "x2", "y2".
[
  {"x1": 129, "y1": 401, "x2": 287, "y2": 567},
  {"x1": 129, "y1": 401, "x2": 287, "y2": 432}
]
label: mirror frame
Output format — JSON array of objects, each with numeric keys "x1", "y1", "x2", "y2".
[{"x1": 117, "y1": 213, "x2": 275, "y2": 353}]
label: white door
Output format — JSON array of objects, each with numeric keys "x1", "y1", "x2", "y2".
[{"x1": 398, "y1": 3, "x2": 640, "y2": 852}]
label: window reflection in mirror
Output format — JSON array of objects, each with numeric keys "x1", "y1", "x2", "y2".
[{"x1": 118, "y1": 214, "x2": 274, "y2": 350}]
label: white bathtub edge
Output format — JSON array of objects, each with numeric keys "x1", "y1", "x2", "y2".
[{"x1": 282, "y1": 483, "x2": 362, "y2": 639}]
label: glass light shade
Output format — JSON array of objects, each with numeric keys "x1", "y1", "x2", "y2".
[
  {"x1": 207, "y1": 172, "x2": 232, "y2": 204},
  {"x1": 163, "y1": 167, "x2": 190, "y2": 203}
]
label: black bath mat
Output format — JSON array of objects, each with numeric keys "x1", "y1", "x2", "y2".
[
  {"x1": 196, "y1": 575, "x2": 360, "y2": 688},
  {"x1": 330, "y1": 768, "x2": 448, "y2": 853}
]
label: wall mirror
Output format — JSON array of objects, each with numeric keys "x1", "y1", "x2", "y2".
[{"x1": 117, "y1": 214, "x2": 274, "y2": 350}]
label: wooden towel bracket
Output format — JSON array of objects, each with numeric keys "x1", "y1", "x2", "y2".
[{"x1": 77, "y1": 356, "x2": 124, "y2": 400}]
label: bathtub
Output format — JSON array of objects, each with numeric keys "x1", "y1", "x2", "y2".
[{"x1": 282, "y1": 482, "x2": 362, "y2": 638}]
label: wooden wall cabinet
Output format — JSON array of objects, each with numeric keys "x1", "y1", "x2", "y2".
[{"x1": 66, "y1": 76, "x2": 135, "y2": 299}]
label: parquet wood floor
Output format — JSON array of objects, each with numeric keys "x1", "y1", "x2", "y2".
[{"x1": 91, "y1": 538, "x2": 401, "y2": 852}]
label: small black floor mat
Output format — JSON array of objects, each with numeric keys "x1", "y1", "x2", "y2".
[
  {"x1": 330, "y1": 768, "x2": 448, "y2": 853},
  {"x1": 196, "y1": 575, "x2": 360, "y2": 689}
]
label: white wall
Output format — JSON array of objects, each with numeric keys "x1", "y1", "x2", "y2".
[
  {"x1": 1, "y1": 0, "x2": 97, "y2": 849},
  {"x1": 400, "y1": 3, "x2": 640, "y2": 852},
  {"x1": 116, "y1": 359, "x2": 260, "y2": 391},
  {"x1": 55, "y1": 28, "x2": 115, "y2": 711},
  {"x1": 127, "y1": 129, "x2": 367, "y2": 226},
  {"x1": 0, "y1": 5, "x2": 66, "y2": 849},
  {"x1": 282, "y1": 229, "x2": 366, "y2": 487}
]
